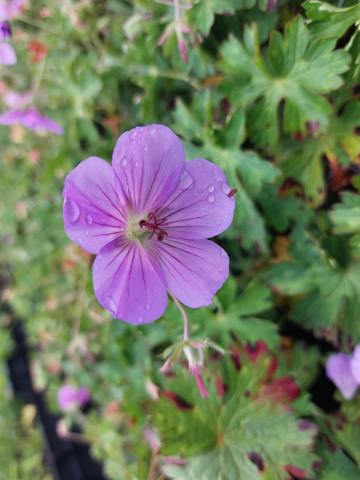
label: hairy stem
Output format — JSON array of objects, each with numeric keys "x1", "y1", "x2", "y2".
[{"x1": 170, "y1": 293, "x2": 190, "y2": 341}]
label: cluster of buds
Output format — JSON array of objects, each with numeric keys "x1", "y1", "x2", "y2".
[{"x1": 159, "y1": 337, "x2": 225, "y2": 397}]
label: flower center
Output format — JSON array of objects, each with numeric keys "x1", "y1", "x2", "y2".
[
  {"x1": 126, "y1": 212, "x2": 168, "y2": 243},
  {"x1": 139, "y1": 212, "x2": 168, "y2": 241}
]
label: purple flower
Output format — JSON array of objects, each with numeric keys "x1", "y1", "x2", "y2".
[
  {"x1": 0, "y1": 0, "x2": 26, "y2": 21},
  {"x1": 350, "y1": 345, "x2": 360, "y2": 383},
  {"x1": 0, "y1": 39, "x2": 15, "y2": 64},
  {"x1": 0, "y1": 107, "x2": 64, "y2": 134},
  {"x1": 326, "y1": 346, "x2": 360, "y2": 400},
  {"x1": 0, "y1": 20, "x2": 11, "y2": 38},
  {"x1": 63, "y1": 125, "x2": 235, "y2": 324},
  {"x1": 57, "y1": 385, "x2": 90, "y2": 411}
]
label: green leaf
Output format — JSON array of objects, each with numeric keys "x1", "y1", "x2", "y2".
[
  {"x1": 304, "y1": 1, "x2": 360, "y2": 40},
  {"x1": 219, "y1": 17, "x2": 351, "y2": 147},
  {"x1": 258, "y1": 184, "x2": 313, "y2": 232},
  {"x1": 318, "y1": 441, "x2": 360, "y2": 480},
  {"x1": 267, "y1": 227, "x2": 360, "y2": 341},
  {"x1": 278, "y1": 101, "x2": 360, "y2": 206},
  {"x1": 153, "y1": 359, "x2": 317, "y2": 480},
  {"x1": 330, "y1": 193, "x2": 360, "y2": 234},
  {"x1": 173, "y1": 93, "x2": 280, "y2": 251}
]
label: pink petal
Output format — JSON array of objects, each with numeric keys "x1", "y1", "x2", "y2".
[
  {"x1": 112, "y1": 125, "x2": 185, "y2": 214},
  {"x1": 350, "y1": 345, "x2": 360, "y2": 384},
  {"x1": 0, "y1": 41, "x2": 16, "y2": 65},
  {"x1": 326, "y1": 353, "x2": 359, "y2": 400},
  {"x1": 63, "y1": 156, "x2": 126, "y2": 254},
  {"x1": 150, "y1": 238, "x2": 229, "y2": 308},
  {"x1": 0, "y1": 108, "x2": 64, "y2": 134},
  {"x1": 158, "y1": 158, "x2": 235, "y2": 239},
  {"x1": 21, "y1": 108, "x2": 63, "y2": 134},
  {"x1": 93, "y1": 239, "x2": 168, "y2": 324}
]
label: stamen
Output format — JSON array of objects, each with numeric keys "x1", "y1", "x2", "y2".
[{"x1": 139, "y1": 212, "x2": 168, "y2": 241}]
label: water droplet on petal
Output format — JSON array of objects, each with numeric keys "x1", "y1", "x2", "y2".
[
  {"x1": 135, "y1": 161, "x2": 139, "y2": 167},
  {"x1": 85, "y1": 229, "x2": 89, "y2": 236},
  {"x1": 150, "y1": 127, "x2": 156, "y2": 136},
  {"x1": 207, "y1": 184, "x2": 215, "y2": 193},
  {"x1": 207, "y1": 195, "x2": 215, "y2": 204},
  {"x1": 121, "y1": 157, "x2": 128, "y2": 167},
  {"x1": 221, "y1": 183, "x2": 230, "y2": 195},
  {"x1": 138, "y1": 316, "x2": 144, "y2": 323},
  {"x1": 86, "y1": 214, "x2": 93, "y2": 225},
  {"x1": 220, "y1": 250, "x2": 227, "y2": 258},
  {"x1": 146, "y1": 303, "x2": 151, "y2": 310},
  {"x1": 107, "y1": 296, "x2": 116, "y2": 315},
  {"x1": 65, "y1": 198, "x2": 80, "y2": 223},
  {"x1": 180, "y1": 171, "x2": 193, "y2": 189},
  {"x1": 144, "y1": 145, "x2": 148, "y2": 152},
  {"x1": 130, "y1": 130, "x2": 137, "y2": 141}
]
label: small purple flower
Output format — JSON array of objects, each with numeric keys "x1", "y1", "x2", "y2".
[
  {"x1": 0, "y1": 39, "x2": 15, "y2": 64},
  {"x1": 0, "y1": 20, "x2": 11, "y2": 38},
  {"x1": 57, "y1": 385, "x2": 90, "y2": 411},
  {"x1": 350, "y1": 345, "x2": 360, "y2": 383},
  {"x1": 63, "y1": 125, "x2": 235, "y2": 324},
  {"x1": 0, "y1": 107, "x2": 64, "y2": 134},
  {"x1": 3, "y1": 89, "x2": 32, "y2": 107},
  {"x1": 326, "y1": 347, "x2": 360, "y2": 400},
  {"x1": 0, "y1": 0, "x2": 26, "y2": 21}
]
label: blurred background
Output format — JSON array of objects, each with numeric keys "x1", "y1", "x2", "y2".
[{"x1": 0, "y1": 1, "x2": 359, "y2": 479}]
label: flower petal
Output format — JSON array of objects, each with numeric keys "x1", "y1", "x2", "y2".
[
  {"x1": 0, "y1": 41, "x2": 16, "y2": 65},
  {"x1": 151, "y1": 238, "x2": 229, "y2": 308},
  {"x1": 93, "y1": 239, "x2": 168, "y2": 324},
  {"x1": 350, "y1": 345, "x2": 360, "y2": 384},
  {"x1": 63, "y1": 156, "x2": 126, "y2": 254},
  {"x1": 326, "y1": 353, "x2": 358, "y2": 400},
  {"x1": 22, "y1": 108, "x2": 64, "y2": 135},
  {"x1": 112, "y1": 124, "x2": 185, "y2": 214},
  {"x1": 158, "y1": 159, "x2": 235, "y2": 239}
]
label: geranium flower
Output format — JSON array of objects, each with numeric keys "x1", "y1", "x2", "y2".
[
  {"x1": 57, "y1": 385, "x2": 90, "y2": 411},
  {"x1": 0, "y1": 20, "x2": 16, "y2": 65},
  {"x1": 326, "y1": 345, "x2": 360, "y2": 399},
  {"x1": 63, "y1": 125, "x2": 235, "y2": 324},
  {"x1": 0, "y1": 0, "x2": 26, "y2": 20},
  {"x1": 0, "y1": 107, "x2": 64, "y2": 134}
]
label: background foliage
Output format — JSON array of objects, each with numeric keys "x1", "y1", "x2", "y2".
[{"x1": 0, "y1": 0, "x2": 359, "y2": 478}]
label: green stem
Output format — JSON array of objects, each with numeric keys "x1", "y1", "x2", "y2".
[{"x1": 170, "y1": 292, "x2": 190, "y2": 341}]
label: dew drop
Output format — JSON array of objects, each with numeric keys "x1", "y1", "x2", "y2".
[
  {"x1": 146, "y1": 303, "x2": 151, "y2": 310},
  {"x1": 130, "y1": 130, "x2": 137, "y2": 141},
  {"x1": 121, "y1": 157, "x2": 128, "y2": 167},
  {"x1": 138, "y1": 316, "x2": 144, "y2": 323},
  {"x1": 86, "y1": 214, "x2": 93, "y2": 225},
  {"x1": 207, "y1": 184, "x2": 215, "y2": 193},
  {"x1": 150, "y1": 127, "x2": 156, "y2": 136},
  {"x1": 144, "y1": 145, "x2": 148, "y2": 152},
  {"x1": 85, "y1": 229, "x2": 89, "y2": 236},
  {"x1": 220, "y1": 250, "x2": 227, "y2": 258},
  {"x1": 207, "y1": 195, "x2": 215, "y2": 204},
  {"x1": 64, "y1": 197, "x2": 80, "y2": 223},
  {"x1": 107, "y1": 296, "x2": 116, "y2": 315},
  {"x1": 135, "y1": 161, "x2": 139, "y2": 167},
  {"x1": 180, "y1": 171, "x2": 193, "y2": 189}
]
